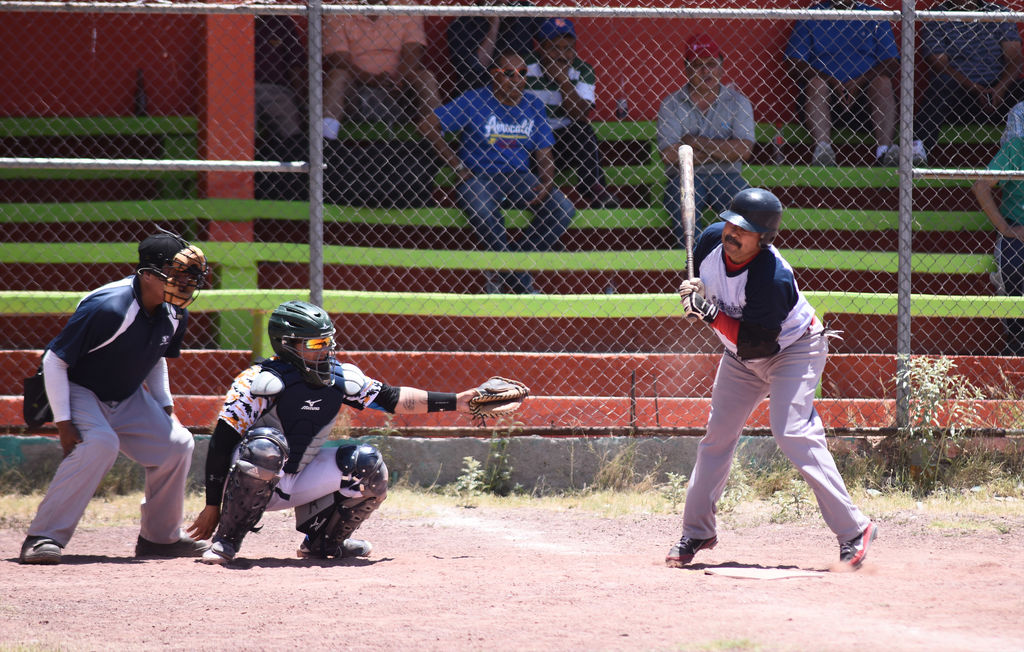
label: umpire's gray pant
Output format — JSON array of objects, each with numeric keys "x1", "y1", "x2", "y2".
[
  {"x1": 27, "y1": 382, "x2": 194, "y2": 548},
  {"x1": 682, "y1": 330, "x2": 870, "y2": 543}
]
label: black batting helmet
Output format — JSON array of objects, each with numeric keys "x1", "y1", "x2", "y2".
[
  {"x1": 268, "y1": 300, "x2": 337, "y2": 387},
  {"x1": 719, "y1": 188, "x2": 783, "y2": 247}
]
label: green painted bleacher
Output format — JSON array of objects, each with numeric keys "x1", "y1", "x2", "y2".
[
  {"x1": 0, "y1": 199, "x2": 992, "y2": 232},
  {"x1": 0, "y1": 240, "x2": 998, "y2": 275},
  {"x1": 0, "y1": 117, "x2": 1005, "y2": 338},
  {"x1": 1, "y1": 289, "x2": 1020, "y2": 324}
]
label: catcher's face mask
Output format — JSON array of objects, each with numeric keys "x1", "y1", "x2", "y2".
[
  {"x1": 281, "y1": 335, "x2": 337, "y2": 386},
  {"x1": 152, "y1": 245, "x2": 209, "y2": 308}
]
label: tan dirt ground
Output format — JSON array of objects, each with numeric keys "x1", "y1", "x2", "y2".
[{"x1": 2, "y1": 503, "x2": 1023, "y2": 652}]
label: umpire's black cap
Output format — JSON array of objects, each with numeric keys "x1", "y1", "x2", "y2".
[{"x1": 138, "y1": 232, "x2": 186, "y2": 270}]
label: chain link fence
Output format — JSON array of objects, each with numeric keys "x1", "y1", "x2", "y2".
[{"x1": 2, "y1": 0, "x2": 1024, "y2": 434}]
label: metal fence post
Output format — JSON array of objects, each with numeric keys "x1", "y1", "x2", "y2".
[
  {"x1": 896, "y1": 0, "x2": 917, "y2": 429},
  {"x1": 308, "y1": 0, "x2": 325, "y2": 308}
]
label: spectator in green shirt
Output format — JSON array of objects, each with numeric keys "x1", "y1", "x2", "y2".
[
  {"x1": 525, "y1": 18, "x2": 618, "y2": 209},
  {"x1": 972, "y1": 137, "x2": 1024, "y2": 355}
]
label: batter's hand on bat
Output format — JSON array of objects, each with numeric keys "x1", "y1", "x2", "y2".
[
  {"x1": 679, "y1": 278, "x2": 706, "y2": 301},
  {"x1": 684, "y1": 292, "x2": 719, "y2": 323},
  {"x1": 187, "y1": 505, "x2": 220, "y2": 542}
]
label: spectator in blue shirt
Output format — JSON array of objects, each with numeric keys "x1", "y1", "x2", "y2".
[
  {"x1": 446, "y1": 1, "x2": 544, "y2": 96},
  {"x1": 916, "y1": 0, "x2": 1022, "y2": 166},
  {"x1": 785, "y1": 0, "x2": 899, "y2": 166},
  {"x1": 419, "y1": 50, "x2": 575, "y2": 294}
]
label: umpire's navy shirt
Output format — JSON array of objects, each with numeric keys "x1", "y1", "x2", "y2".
[{"x1": 48, "y1": 275, "x2": 188, "y2": 402}]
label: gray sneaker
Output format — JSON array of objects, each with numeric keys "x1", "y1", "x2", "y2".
[
  {"x1": 19, "y1": 536, "x2": 62, "y2": 565},
  {"x1": 135, "y1": 533, "x2": 211, "y2": 558},
  {"x1": 811, "y1": 142, "x2": 836, "y2": 166},
  {"x1": 200, "y1": 539, "x2": 237, "y2": 565}
]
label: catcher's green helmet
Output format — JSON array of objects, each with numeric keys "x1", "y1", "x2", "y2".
[{"x1": 268, "y1": 300, "x2": 337, "y2": 387}]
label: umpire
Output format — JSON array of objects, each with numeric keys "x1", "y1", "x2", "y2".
[
  {"x1": 666, "y1": 188, "x2": 877, "y2": 570},
  {"x1": 19, "y1": 232, "x2": 211, "y2": 564}
]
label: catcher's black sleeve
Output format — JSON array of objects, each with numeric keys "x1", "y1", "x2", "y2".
[
  {"x1": 204, "y1": 419, "x2": 242, "y2": 507},
  {"x1": 371, "y1": 382, "x2": 401, "y2": 413}
]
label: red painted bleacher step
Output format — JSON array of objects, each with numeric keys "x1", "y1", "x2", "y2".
[{"x1": 2, "y1": 349, "x2": 1022, "y2": 432}]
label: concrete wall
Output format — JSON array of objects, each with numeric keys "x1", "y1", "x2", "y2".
[{"x1": 1, "y1": 434, "x2": 784, "y2": 492}]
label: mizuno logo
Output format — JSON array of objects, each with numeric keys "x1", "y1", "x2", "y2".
[
  {"x1": 301, "y1": 399, "x2": 322, "y2": 411},
  {"x1": 308, "y1": 516, "x2": 325, "y2": 531},
  {"x1": 160, "y1": 335, "x2": 171, "y2": 346}
]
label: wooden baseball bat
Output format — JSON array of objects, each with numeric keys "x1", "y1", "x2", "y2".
[{"x1": 678, "y1": 144, "x2": 695, "y2": 281}]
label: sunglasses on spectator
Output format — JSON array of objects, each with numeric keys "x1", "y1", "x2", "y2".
[{"x1": 495, "y1": 67, "x2": 528, "y2": 78}]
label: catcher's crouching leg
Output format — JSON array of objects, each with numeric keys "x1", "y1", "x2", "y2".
[
  {"x1": 202, "y1": 427, "x2": 289, "y2": 565},
  {"x1": 295, "y1": 444, "x2": 388, "y2": 559}
]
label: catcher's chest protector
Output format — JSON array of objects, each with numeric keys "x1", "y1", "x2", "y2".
[{"x1": 256, "y1": 359, "x2": 346, "y2": 474}]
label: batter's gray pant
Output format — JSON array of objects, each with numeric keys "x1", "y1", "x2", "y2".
[
  {"x1": 27, "y1": 382, "x2": 195, "y2": 548},
  {"x1": 682, "y1": 330, "x2": 869, "y2": 543}
]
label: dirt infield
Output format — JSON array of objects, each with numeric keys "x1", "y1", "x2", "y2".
[{"x1": 2, "y1": 501, "x2": 1023, "y2": 652}]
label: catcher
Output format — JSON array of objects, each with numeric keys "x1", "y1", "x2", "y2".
[{"x1": 188, "y1": 300, "x2": 527, "y2": 564}]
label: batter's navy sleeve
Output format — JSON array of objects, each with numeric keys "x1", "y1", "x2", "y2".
[{"x1": 741, "y1": 252, "x2": 799, "y2": 330}]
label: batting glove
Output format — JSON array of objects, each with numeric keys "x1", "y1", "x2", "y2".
[
  {"x1": 684, "y1": 292, "x2": 719, "y2": 323},
  {"x1": 678, "y1": 278, "x2": 706, "y2": 301}
]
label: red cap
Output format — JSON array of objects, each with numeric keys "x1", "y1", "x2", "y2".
[{"x1": 685, "y1": 34, "x2": 721, "y2": 60}]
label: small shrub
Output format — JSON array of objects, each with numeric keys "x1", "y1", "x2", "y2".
[
  {"x1": 483, "y1": 420, "x2": 521, "y2": 495},
  {"x1": 747, "y1": 454, "x2": 800, "y2": 499},
  {"x1": 660, "y1": 472, "x2": 688, "y2": 512},
  {"x1": 718, "y1": 463, "x2": 753, "y2": 514},
  {"x1": 769, "y1": 478, "x2": 815, "y2": 523},
  {"x1": 592, "y1": 442, "x2": 641, "y2": 491},
  {"x1": 452, "y1": 456, "x2": 485, "y2": 506},
  {"x1": 890, "y1": 355, "x2": 985, "y2": 495}
]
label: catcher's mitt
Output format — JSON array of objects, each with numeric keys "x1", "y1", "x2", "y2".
[{"x1": 468, "y1": 377, "x2": 529, "y2": 418}]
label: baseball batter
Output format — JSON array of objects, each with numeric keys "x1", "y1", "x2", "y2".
[
  {"x1": 666, "y1": 188, "x2": 877, "y2": 569},
  {"x1": 19, "y1": 231, "x2": 210, "y2": 564},
  {"x1": 188, "y1": 300, "x2": 526, "y2": 564}
]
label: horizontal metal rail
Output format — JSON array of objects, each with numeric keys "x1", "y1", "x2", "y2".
[
  {"x1": 0, "y1": 158, "x2": 308, "y2": 173},
  {"x1": 914, "y1": 168, "x2": 1024, "y2": 181}
]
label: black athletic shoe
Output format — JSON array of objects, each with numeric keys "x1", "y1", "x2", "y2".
[
  {"x1": 297, "y1": 536, "x2": 372, "y2": 559},
  {"x1": 665, "y1": 535, "x2": 718, "y2": 568},
  {"x1": 19, "y1": 536, "x2": 62, "y2": 565},
  {"x1": 135, "y1": 533, "x2": 211, "y2": 558},
  {"x1": 839, "y1": 522, "x2": 878, "y2": 569}
]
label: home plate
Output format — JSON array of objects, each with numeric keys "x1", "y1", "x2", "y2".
[{"x1": 705, "y1": 566, "x2": 825, "y2": 580}]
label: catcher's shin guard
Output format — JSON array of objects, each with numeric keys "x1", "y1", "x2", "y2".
[
  {"x1": 213, "y1": 427, "x2": 289, "y2": 551},
  {"x1": 295, "y1": 491, "x2": 386, "y2": 558},
  {"x1": 294, "y1": 443, "x2": 388, "y2": 558}
]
